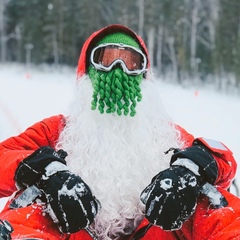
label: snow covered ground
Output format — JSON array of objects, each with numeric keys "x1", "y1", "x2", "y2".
[{"x1": 0, "y1": 63, "x2": 239, "y2": 209}]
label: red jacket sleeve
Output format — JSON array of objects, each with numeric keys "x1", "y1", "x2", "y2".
[
  {"x1": 176, "y1": 124, "x2": 237, "y2": 190},
  {"x1": 0, "y1": 114, "x2": 65, "y2": 197}
]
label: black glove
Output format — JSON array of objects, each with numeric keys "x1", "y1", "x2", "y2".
[
  {"x1": 140, "y1": 144, "x2": 227, "y2": 231},
  {"x1": 15, "y1": 147, "x2": 100, "y2": 233},
  {"x1": 140, "y1": 165, "x2": 201, "y2": 230},
  {"x1": 38, "y1": 167, "x2": 100, "y2": 233}
]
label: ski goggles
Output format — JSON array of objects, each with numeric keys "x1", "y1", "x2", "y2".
[{"x1": 90, "y1": 43, "x2": 147, "y2": 75}]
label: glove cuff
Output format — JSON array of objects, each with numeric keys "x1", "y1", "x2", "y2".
[
  {"x1": 44, "y1": 161, "x2": 69, "y2": 178},
  {"x1": 15, "y1": 146, "x2": 67, "y2": 188},
  {"x1": 170, "y1": 145, "x2": 218, "y2": 184},
  {"x1": 171, "y1": 158, "x2": 200, "y2": 176}
]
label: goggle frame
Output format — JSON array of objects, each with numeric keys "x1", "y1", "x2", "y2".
[{"x1": 90, "y1": 43, "x2": 147, "y2": 75}]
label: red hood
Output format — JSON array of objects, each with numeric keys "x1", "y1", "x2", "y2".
[{"x1": 76, "y1": 24, "x2": 150, "y2": 78}]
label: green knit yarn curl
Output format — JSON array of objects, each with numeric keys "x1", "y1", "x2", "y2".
[{"x1": 89, "y1": 66, "x2": 143, "y2": 117}]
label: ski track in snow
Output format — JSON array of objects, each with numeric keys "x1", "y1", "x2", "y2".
[{"x1": 0, "y1": 63, "x2": 239, "y2": 209}]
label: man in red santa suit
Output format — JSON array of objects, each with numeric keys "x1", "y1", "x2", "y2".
[{"x1": 0, "y1": 24, "x2": 239, "y2": 240}]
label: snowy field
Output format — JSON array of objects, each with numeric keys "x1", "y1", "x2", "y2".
[{"x1": 0, "y1": 63, "x2": 240, "y2": 209}]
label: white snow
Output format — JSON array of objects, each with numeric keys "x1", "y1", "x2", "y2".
[
  {"x1": 172, "y1": 158, "x2": 200, "y2": 176},
  {"x1": 44, "y1": 161, "x2": 69, "y2": 178},
  {"x1": 0, "y1": 63, "x2": 239, "y2": 210},
  {"x1": 200, "y1": 182, "x2": 227, "y2": 208},
  {"x1": 160, "y1": 178, "x2": 173, "y2": 190}
]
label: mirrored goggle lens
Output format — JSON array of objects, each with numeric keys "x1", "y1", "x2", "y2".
[{"x1": 91, "y1": 44, "x2": 147, "y2": 73}]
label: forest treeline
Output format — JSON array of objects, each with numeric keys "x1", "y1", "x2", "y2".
[{"x1": 0, "y1": 0, "x2": 240, "y2": 88}]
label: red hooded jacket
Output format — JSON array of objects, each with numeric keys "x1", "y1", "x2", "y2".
[{"x1": 0, "y1": 25, "x2": 239, "y2": 239}]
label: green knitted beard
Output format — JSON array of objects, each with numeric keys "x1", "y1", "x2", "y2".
[{"x1": 88, "y1": 66, "x2": 143, "y2": 117}]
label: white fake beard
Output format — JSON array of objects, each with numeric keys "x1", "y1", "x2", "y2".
[{"x1": 56, "y1": 74, "x2": 183, "y2": 239}]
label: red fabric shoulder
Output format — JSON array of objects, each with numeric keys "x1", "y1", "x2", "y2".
[{"x1": 0, "y1": 114, "x2": 66, "y2": 197}]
